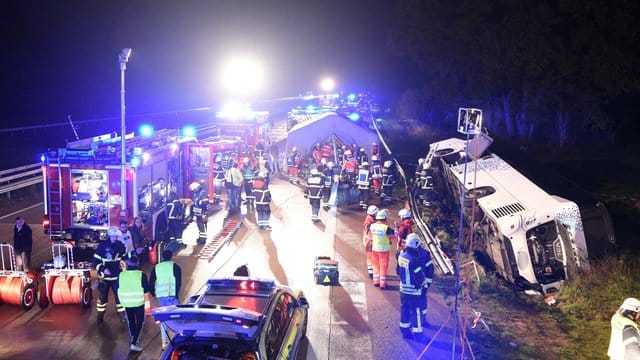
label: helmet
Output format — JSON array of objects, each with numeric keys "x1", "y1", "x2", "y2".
[
  {"x1": 320, "y1": 157, "x2": 327, "y2": 165},
  {"x1": 371, "y1": 155, "x2": 378, "y2": 161},
  {"x1": 399, "y1": 209, "x2": 411, "y2": 219},
  {"x1": 243, "y1": 157, "x2": 249, "y2": 164},
  {"x1": 620, "y1": 298, "x2": 640, "y2": 312},
  {"x1": 107, "y1": 226, "x2": 120, "y2": 237},
  {"x1": 344, "y1": 150, "x2": 352, "y2": 156},
  {"x1": 327, "y1": 161, "x2": 335, "y2": 168},
  {"x1": 360, "y1": 147, "x2": 365, "y2": 152},
  {"x1": 292, "y1": 146, "x2": 298, "y2": 152},
  {"x1": 310, "y1": 168, "x2": 320, "y2": 176},
  {"x1": 360, "y1": 162, "x2": 369, "y2": 168},
  {"x1": 189, "y1": 181, "x2": 201, "y2": 191},
  {"x1": 53, "y1": 255, "x2": 66, "y2": 269},
  {"x1": 406, "y1": 233, "x2": 421, "y2": 249},
  {"x1": 418, "y1": 158, "x2": 425, "y2": 165},
  {"x1": 375, "y1": 211, "x2": 387, "y2": 220},
  {"x1": 367, "y1": 205, "x2": 379, "y2": 216},
  {"x1": 384, "y1": 160, "x2": 393, "y2": 168}
]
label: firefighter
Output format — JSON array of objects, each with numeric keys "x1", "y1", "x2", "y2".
[
  {"x1": 608, "y1": 297, "x2": 640, "y2": 359},
  {"x1": 363, "y1": 205, "x2": 379, "y2": 278},
  {"x1": 367, "y1": 209, "x2": 396, "y2": 289},
  {"x1": 190, "y1": 182, "x2": 209, "y2": 244},
  {"x1": 381, "y1": 160, "x2": 396, "y2": 204},
  {"x1": 304, "y1": 168, "x2": 324, "y2": 222},
  {"x1": 397, "y1": 234, "x2": 427, "y2": 340},
  {"x1": 341, "y1": 149, "x2": 358, "y2": 185},
  {"x1": 118, "y1": 255, "x2": 151, "y2": 352},
  {"x1": 93, "y1": 226, "x2": 127, "y2": 323},
  {"x1": 240, "y1": 157, "x2": 257, "y2": 207},
  {"x1": 358, "y1": 147, "x2": 369, "y2": 165},
  {"x1": 212, "y1": 156, "x2": 226, "y2": 204},
  {"x1": 166, "y1": 194, "x2": 185, "y2": 245},
  {"x1": 255, "y1": 139, "x2": 266, "y2": 158},
  {"x1": 370, "y1": 155, "x2": 382, "y2": 195},
  {"x1": 287, "y1": 146, "x2": 300, "y2": 184},
  {"x1": 396, "y1": 209, "x2": 415, "y2": 254},
  {"x1": 150, "y1": 250, "x2": 182, "y2": 350},
  {"x1": 356, "y1": 161, "x2": 371, "y2": 209},
  {"x1": 414, "y1": 158, "x2": 425, "y2": 186},
  {"x1": 253, "y1": 171, "x2": 272, "y2": 230},
  {"x1": 257, "y1": 155, "x2": 271, "y2": 186},
  {"x1": 322, "y1": 161, "x2": 336, "y2": 208}
]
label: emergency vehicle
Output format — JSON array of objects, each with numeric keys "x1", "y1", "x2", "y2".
[{"x1": 41, "y1": 129, "x2": 194, "y2": 260}]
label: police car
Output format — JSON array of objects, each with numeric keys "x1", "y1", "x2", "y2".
[{"x1": 152, "y1": 277, "x2": 309, "y2": 360}]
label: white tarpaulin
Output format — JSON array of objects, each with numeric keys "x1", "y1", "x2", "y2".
[{"x1": 286, "y1": 112, "x2": 379, "y2": 155}]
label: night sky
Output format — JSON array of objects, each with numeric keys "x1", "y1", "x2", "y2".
[{"x1": 1, "y1": 0, "x2": 403, "y2": 128}]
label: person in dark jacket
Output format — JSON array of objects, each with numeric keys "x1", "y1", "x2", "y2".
[
  {"x1": 150, "y1": 250, "x2": 182, "y2": 350},
  {"x1": 129, "y1": 217, "x2": 148, "y2": 263},
  {"x1": 118, "y1": 255, "x2": 151, "y2": 352},
  {"x1": 397, "y1": 234, "x2": 428, "y2": 341},
  {"x1": 93, "y1": 226, "x2": 128, "y2": 323},
  {"x1": 253, "y1": 171, "x2": 272, "y2": 230},
  {"x1": 13, "y1": 217, "x2": 33, "y2": 271}
]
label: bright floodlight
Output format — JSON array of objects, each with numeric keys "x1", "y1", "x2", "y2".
[
  {"x1": 139, "y1": 124, "x2": 154, "y2": 137},
  {"x1": 320, "y1": 77, "x2": 335, "y2": 92},
  {"x1": 221, "y1": 57, "x2": 265, "y2": 95},
  {"x1": 182, "y1": 125, "x2": 197, "y2": 138}
]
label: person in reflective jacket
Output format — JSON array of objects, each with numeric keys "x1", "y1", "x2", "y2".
[
  {"x1": 253, "y1": 171, "x2": 272, "y2": 230},
  {"x1": 118, "y1": 255, "x2": 151, "y2": 352},
  {"x1": 367, "y1": 209, "x2": 396, "y2": 289},
  {"x1": 305, "y1": 168, "x2": 324, "y2": 223},
  {"x1": 396, "y1": 234, "x2": 427, "y2": 340},
  {"x1": 93, "y1": 226, "x2": 128, "y2": 323},
  {"x1": 608, "y1": 297, "x2": 640, "y2": 360},
  {"x1": 150, "y1": 250, "x2": 182, "y2": 350}
]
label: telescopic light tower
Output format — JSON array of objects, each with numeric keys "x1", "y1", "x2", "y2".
[{"x1": 118, "y1": 48, "x2": 132, "y2": 213}]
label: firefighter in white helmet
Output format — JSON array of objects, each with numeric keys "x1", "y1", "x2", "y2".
[
  {"x1": 322, "y1": 161, "x2": 337, "y2": 208},
  {"x1": 356, "y1": 161, "x2": 371, "y2": 209},
  {"x1": 608, "y1": 297, "x2": 640, "y2": 359},
  {"x1": 362, "y1": 205, "x2": 379, "y2": 278},
  {"x1": 92, "y1": 226, "x2": 128, "y2": 323},
  {"x1": 381, "y1": 160, "x2": 396, "y2": 203},
  {"x1": 397, "y1": 233, "x2": 428, "y2": 341},
  {"x1": 366, "y1": 209, "x2": 396, "y2": 289}
]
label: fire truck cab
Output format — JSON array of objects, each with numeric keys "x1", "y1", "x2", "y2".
[{"x1": 42, "y1": 129, "x2": 193, "y2": 260}]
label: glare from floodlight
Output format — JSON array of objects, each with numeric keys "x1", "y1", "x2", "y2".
[
  {"x1": 221, "y1": 57, "x2": 265, "y2": 95},
  {"x1": 182, "y1": 125, "x2": 197, "y2": 138},
  {"x1": 139, "y1": 124, "x2": 154, "y2": 137},
  {"x1": 219, "y1": 101, "x2": 250, "y2": 120},
  {"x1": 320, "y1": 77, "x2": 335, "y2": 92}
]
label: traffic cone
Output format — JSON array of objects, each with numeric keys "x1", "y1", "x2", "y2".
[{"x1": 144, "y1": 293, "x2": 151, "y2": 316}]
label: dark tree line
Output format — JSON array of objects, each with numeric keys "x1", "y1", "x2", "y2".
[{"x1": 389, "y1": 0, "x2": 639, "y2": 147}]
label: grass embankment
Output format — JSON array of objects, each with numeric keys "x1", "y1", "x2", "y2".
[{"x1": 381, "y1": 117, "x2": 640, "y2": 359}]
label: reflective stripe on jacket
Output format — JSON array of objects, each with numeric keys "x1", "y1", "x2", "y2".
[
  {"x1": 608, "y1": 312, "x2": 640, "y2": 359},
  {"x1": 155, "y1": 261, "x2": 176, "y2": 298},
  {"x1": 118, "y1": 270, "x2": 145, "y2": 307}
]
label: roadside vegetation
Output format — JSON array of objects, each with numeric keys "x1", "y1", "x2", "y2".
[{"x1": 382, "y1": 116, "x2": 640, "y2": 359}]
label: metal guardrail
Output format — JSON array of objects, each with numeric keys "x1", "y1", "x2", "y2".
[
  {"x1": 369, "y1": 113, "x2": 455, "y2": 275},
  {"x1": 0, "y1": 163, "x2": 43, "y2": 195}
]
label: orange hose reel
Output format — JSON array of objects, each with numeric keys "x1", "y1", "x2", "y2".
[
  {"x1": 0, "y1": 277, "x2": 26, "y2": 305},
  {"x1": 51, "y1": 276, "x2": 83, "y2": 305}
]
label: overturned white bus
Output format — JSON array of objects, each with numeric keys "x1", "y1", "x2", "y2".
[{"x1": 421, "y1": 133, "x2": 616, "y2": 294}]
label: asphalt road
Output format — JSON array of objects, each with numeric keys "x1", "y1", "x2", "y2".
[{"x1": 0, "y1": 176, "x2": 462, "y2": 360}]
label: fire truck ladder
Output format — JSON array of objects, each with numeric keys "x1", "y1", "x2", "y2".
[
  {"x1": 196, "y1": 217, "x2": 242, "y2": 261},
  {"x1": 47, "y1": 158, "x2": 64, "y2": 240}
]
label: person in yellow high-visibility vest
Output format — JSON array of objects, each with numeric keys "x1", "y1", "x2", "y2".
[
  {"x1": 367, "y1": 209, "x2": 396, "y2": 289},
  {"x1": 118, "y1": 255, "x2": 151, "y2": 353},
  {"x1": 150, "y1": 250, "x2": 182, "y2": 350}
]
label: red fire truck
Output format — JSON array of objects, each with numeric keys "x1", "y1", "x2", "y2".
[{"x1": 41, "y1": 129, "x2": 193, "y2": 260}]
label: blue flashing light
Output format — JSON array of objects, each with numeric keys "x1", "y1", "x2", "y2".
[
  {"x1": 347, "y1": 93, "x2": 357, "y2": 102},
  {"x1": 348, "y1": 112, "x2": 360, "y2": 121},
  {"x1": 182, "y1": 125, "x2": 197, "y2": 138},
  {"x1": 40, "y1": 154, "x2": 45, "y2": 162},
  {"x1": 131, "y1": 157, "x2": 141, "y2": 168},
  {"x1": 139, "y1": 124, "x2": 154, "y2": 138}
]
